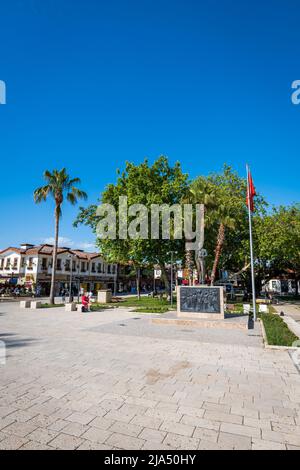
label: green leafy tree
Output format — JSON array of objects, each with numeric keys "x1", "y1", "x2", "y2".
[
  {"x1": 34, "y1": 169, "x2": 87, "y2": 304},
  {"x1": 255, "y1": 204, "x2": 300, "y2": 292},
  {"x1": 189, "y1": 165, "x2": 266, "y2": 284}
]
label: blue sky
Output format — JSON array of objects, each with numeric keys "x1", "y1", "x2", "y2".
[{"x1": 0, "y1": 0, "x2": 299, "y2": 250}]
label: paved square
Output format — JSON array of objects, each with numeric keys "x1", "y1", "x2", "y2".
[{"x1": 0, "y1": 302, "x2": 300, "y2": 450}]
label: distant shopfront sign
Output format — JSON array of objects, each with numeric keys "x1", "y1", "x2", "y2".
[
  {"x1": 0, "y1": 275, "x2": 18, "y2": 284},
  {"x1": 154, "y1": 269, "x2": 161, "y2": 279}
]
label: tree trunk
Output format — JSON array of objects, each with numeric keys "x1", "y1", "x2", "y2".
[
  {"x1": 295, "y1": 270, "x2": 299, "y2": 296},
  {"x1": 136, "y1": 266, "x2": 141, "y2": 300},
  {"x1": 114, "y1": 263, "x2": 119, "y2": 296},
  {"x1": 49, "y1": 206, "x2": 60, "y2": 304},
  {"x1": 210, "y1": 223, "x2": 225, "y2": 286}
]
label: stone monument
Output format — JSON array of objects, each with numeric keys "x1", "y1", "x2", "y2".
[{"x1": 177, "y1": 285, "x2": 224, "y2": 320}]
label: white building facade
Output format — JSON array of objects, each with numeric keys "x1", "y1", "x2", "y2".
[
  {"x1": 262, "y1": 278, "x2": 300, "y2": 296},
  {"x1": 0, "y1": 243, "x2": 117, "y2": 295}
]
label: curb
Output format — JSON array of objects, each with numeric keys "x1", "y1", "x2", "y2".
[
  {"x1": 273, "y1": 308, "x2": 300, "y2": 339},
  {"x1": 259, "y1": 318, "x2": 299, "y2": 351}
]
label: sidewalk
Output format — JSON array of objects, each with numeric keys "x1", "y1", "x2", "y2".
[
  {"x1": 0, "y1": 301, "x2": 300, "y2": 450},
  {"x1": 274, "y1": 303, "x2": 300, "y2": 339},
  {"x1": 275, "y1": 303, "x2": 300, "y2": 318}
]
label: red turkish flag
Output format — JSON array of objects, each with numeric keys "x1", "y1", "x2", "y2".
[{"x1": 246, "y1": 169, "x2": 256, "y2": 212}]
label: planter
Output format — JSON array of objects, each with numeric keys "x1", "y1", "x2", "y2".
[
  {"x1": 97, "y1": 289, "x2": 112, "y2": 303},
  {"x1": 65, "y1": 302, "x2": 77, "y2": 312},
  {"x1": 30, "y1": 301, "x2": 42, "y2": 309}
]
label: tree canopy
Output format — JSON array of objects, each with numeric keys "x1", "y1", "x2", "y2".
[
  {"x1": 74, "y1": 157, "x2": 299, "y2": 286},
  {"x1": 255, "y1": 204, "x2": 300, "y2": 277},
  {"x1": 74, "y1": 156, "x2": 189, "y2": 288}
]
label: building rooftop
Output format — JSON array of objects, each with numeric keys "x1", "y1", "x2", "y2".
[{"x1": 0, "y1": 244, "x2": 101, "y2": 260}]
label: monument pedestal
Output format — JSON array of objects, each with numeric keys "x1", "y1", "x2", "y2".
[
  {"x1": 152, "y1": 312, "x2": 249, "y2": 330},
  {"x1": 151, "y1": 285, "x2": 250, "y2": 330}
]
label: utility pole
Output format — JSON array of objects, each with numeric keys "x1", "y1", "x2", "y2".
[
  {"x1": 170, "y1": 251, "x2": 174, "y2": 307},
  {"x1": 246, "y1": 164, "x2": 257, "y2": 321},
  {"x1": 69, "y1": 255, "x2": 73, "y2": 302}
]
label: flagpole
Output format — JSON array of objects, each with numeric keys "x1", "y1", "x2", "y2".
[{"x1": 247, "y1": 164, "x2": 257, "y2": 321}]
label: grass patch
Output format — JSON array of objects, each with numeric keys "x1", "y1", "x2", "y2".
[
  {"x1": 133, "y1": 306, "x2": 170, "y2": 314},
  {"x1": 111, "y1": 296, "x2": 171, "y2": 308},
  {"x1": 226, "y1": 303, "x2": 247, "y2": 314},
  {"x1": 226, "y1": 303, "x2": 276, "y2": 315},
  {"x1": 93, "y1": 295, "x2": 174, "y2": 313},
  {"x1": 90, "y1": 303, "x2": 114, "y2": 311},
  {"x1": 259, "y1": 312, "x2": 299, "y2": 346},
  {"x1": 41, "y1": 303, "x2": 64, "y2": 308},
  {"x1": 231, "y1": 303, "x2": 243, "y2": 313}
]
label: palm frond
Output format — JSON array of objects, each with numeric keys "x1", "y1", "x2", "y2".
[
  {"x1": 34, "y1": 169, "x2": 87, "y2": 209},
  {"x1": 33, "y1": 185, "x2": 51, "y2": 203}
]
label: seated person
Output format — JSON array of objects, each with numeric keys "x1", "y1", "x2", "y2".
[{"x1": 81, "y1": 292, "x2": 90, "y2": 312}]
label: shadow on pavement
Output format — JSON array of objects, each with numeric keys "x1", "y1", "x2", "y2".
[
  {"x1": 225, "y1": 313, "x2": 248, "y2": 319},
  {"x1": 0, "y1": 332, "x2": 38, "y2": 349}
]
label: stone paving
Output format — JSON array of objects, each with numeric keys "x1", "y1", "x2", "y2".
[
  {"x1": 0, "y1": 302, "x2": 300, "y2": 450},
  {"x1": 275, "y1": 303, "x2": 300, "y2": 324}
]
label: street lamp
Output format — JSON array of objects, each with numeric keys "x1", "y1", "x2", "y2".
[
  {"x1": 169, "y1": 251, "x2": 178, "y2": 308},
  {"x1": 67, "y1": 254, "x2": 74, "y2": 302}
]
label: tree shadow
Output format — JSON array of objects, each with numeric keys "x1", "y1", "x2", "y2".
[
  {"x1": 0, "y1": 332, "x2": 38, "y2": 349},
  {"x1": 225, "y1": 313, "x2": 248, "y2": 318}
]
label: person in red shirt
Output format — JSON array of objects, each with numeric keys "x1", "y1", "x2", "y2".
[{"x1": 81, "y1": 292, "x2": 90, "y2": 312}]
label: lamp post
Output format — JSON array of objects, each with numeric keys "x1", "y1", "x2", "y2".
[
  {"x1": 169, "y1": 251, "x2": 178, "y2": 307},
  {"x1": 77, "y1": 276, "x2": 80, "y2": 303},
  {"x1": 170, "y1": 251, "x2": 174, "y2": 307},
  {"x1": 113, "y1": 266, "x2": 117, "y2": 297},
  {"x1": 67, "y1": 254, "x2": 73, "y2": 302}
]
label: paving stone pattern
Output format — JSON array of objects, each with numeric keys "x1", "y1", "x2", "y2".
[{"x1": 0, "y1": 302, "x2": 299, "y2": 450}]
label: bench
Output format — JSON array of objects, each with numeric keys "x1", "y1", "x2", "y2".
[
  {"x1": 65, "y1": 302, "x2": 77, "y2": 312},
  {"x1": 30, "y1": 301, "x2": 42, "y2": 309}
]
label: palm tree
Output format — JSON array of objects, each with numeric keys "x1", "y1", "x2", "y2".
[
  {"x1": 34, "y1": 169, "x2": 87, "y2": 304},
  {"x1": 185, "y1": 177, "x2": 218, "y2": 284},
  {"x1": 188, "y1": 177, "x2": 235, "y2": 285},
  {"x1": 210, "y1": 209, "x2": 235, "y2": 286}
]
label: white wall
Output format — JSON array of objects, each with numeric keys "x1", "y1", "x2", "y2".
[
  {"x1": 0, "y1": 249, "x2": 117, "y2": 279},
  {"x1": 0, "y1": 251, "x2": 22, "y2": 273}
]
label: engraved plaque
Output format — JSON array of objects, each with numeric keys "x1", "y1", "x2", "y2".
[{"x1": 177, "y1": 286, "x2": 224, "y2": 319}]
